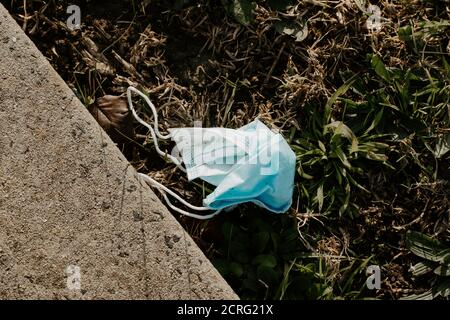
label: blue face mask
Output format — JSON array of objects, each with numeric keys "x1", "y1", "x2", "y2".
[{"x1": 127, "y1": 87, "x2": 296, "y2": 219}]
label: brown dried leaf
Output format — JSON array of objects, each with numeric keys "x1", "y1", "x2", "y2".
[{"x1": 89, "y1": 95, "x2": 135, "y2": 144}]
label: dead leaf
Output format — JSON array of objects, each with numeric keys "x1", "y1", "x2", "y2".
[{"x1": 89, "y1": 95, "x2": 135, "y2": 144}]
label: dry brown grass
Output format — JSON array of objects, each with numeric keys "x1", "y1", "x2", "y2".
[{"x1": 6, "y1": 0, "x2": 449, "y2": 299}]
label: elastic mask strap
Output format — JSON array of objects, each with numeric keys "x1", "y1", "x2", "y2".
[
  {"x1": 127, "y1": 86, "x2": 220, "y2": 219},
  {"x1": 127, "y1": 86, "x2": 185, "y2": 172},
  {"x1": 139, "y1": 173, "x2": 221, "y2": 220}
]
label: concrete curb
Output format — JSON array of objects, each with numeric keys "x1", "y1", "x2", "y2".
[{"x1": 0, "y1": 4, "x2": 237, "y2": 300}]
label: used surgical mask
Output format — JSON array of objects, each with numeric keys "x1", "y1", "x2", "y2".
[{"x1": 127, "y1": 87, "x2": 296, "y2": 219}]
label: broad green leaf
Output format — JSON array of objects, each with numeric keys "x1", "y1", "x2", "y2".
[
  {"x1": 371, "y1": 55, "x2": 391, "y2": 83},
  {"x1": 253, "y1": 254, "x2": 277, "y2": 268},
  {"x1": 243, "y1": 278, "x2": 260, "y2": 292},
  {"x1": 324, "y1": 76, "x2": 357, "y2": 125},
  {"x1": 379, "y1": 102, "x2": 400, "y2": 111},
  {"x1": 434, "y1": 134, "x2": 450, "y2": 159},
  {"x1": 213, "y1": 259, "x2": 231, "y2": 275},
  {"x1": 317, "y1": 183, "x2": 324, "y2": 212},
  {"x1": 256, "y1": 265, "x2": 279, "y2": 286},
  {"x1": 365, "y1": 151, "x2": 388, "y2": 162},
  {"x1": 325, "y1": 121, "x2": 359, "y2": 154},
  {"x1": 341, "y1": 255, "x2": 373, "y2": 293},
  {"x1": 299, "y1": 170, "x2": 314, "y2": 180},
  {"x1": 326, "y1": 121, "x2": 357, "y2": 141},
  {"x1": 334, "y1": 146, "x2": 352, "y2": 169},
  {"x1": 347, "y1": 173, "x2": 369, "y2": 192},
  {"x1": 364, "y1": 108, "x2": 384, "y2": 135},
  {"x1": 339, "y1": 181, "x2": 351, "y2": 216},
  {"x1": 434, "y1": 264, "x2": 450, "y2": 277},
  {"x1": 443, "y1": 57, "x2": 450, "y2": 79},
  {"x1": 398, "y1": 25, "x2": 413, "y2": 43},
  {"x1": 318, "y1": 140, "x2": 327, "y2": 153},
  {"x1": 400, "y1": 290, "x2": 435, "y2": 300},
  {"x1": 222, "y1": 221, "x2": 234, "y2": 241},
  {"x1": 229, "y1": 234, "x2": 252, "y2": 263},
  {"x1": 436, "y1": 279, "x2": 450, "y2": 297},
  {"x1": 406, "y1": 231, "x2": 449, "y2": 263},
  {"x1": 334, "y1": 163, "x2": 343, "y2": 185},
  {"x1": 410, "y1": 261, "x2": 434, "y2": 277},
  {"x1": 229, "y1": 262, "x2": 244, "y2": 278},
  {"x1": 252, "y1": 231, "x2": 270, "y2": 253},
  {"x1": 420, "y1": 20, "x2": 450, "y2": 32}
]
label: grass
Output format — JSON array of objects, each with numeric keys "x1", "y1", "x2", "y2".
[{"x1": 6, "y1": 0, "x2": 449, "y2": 299}]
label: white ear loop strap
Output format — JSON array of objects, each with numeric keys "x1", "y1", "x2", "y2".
[
  {"x1": 127, "y1": 86, "x2": 170, "y2": 139},
  {"x1": 127, "y1": 86, "x2": 220, "y2": 219},
  {"x1": 127, "y1": 86, "x2": 184, "y2": 171},
  {"x1": 139, "y1": 173, "x2": 220, "y2": 220}
]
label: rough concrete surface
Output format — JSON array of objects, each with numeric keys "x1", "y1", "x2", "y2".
[{"x1": 0, "y1": 4, "x2": 238, "y2": 299}]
